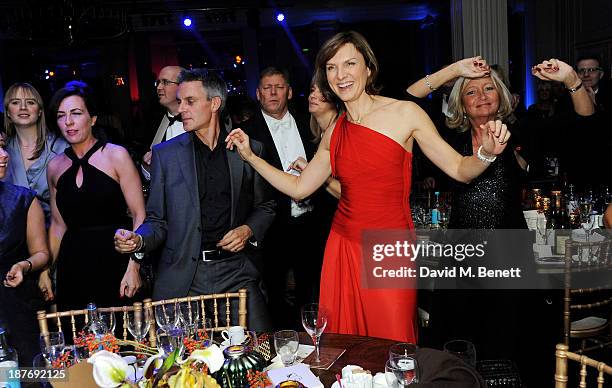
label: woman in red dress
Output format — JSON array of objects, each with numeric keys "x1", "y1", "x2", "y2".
[{"x1": 226, "y1": 31, "x2": 509, "y2": 342}]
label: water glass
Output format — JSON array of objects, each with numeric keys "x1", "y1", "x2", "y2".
[
  {"x1": 385, "y1": 358, "x2": 419, "y2": 386},
  {"x1": 155, "y1": 303, "x2": 179, "y2": 332},
  {"x1": 274, "y1": 330, "x2": 299, "y2": 366},
  {"x1": 156, "y1": 327, "x2": 185, "y2": 357},
  {"x1": 389, "y1": 343, "x2": 418, "y2": 362},
  {"x1": 39, "y1": 332, "x2": 65, "y2": 362},
  {"x1": 443, "y1": 339, "x2": 476, "y2": 367}
]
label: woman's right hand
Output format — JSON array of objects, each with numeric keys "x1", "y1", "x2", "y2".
[
  {"x1": 288, "y1": 157, "x2": 308, "y2": 173},
  {"x1": 225, "y1": 129, "x2": 255, "y2": 162},
  {"x1": 38, "y1": 270, "x2": 54, "y2": 301},
  {"x1": 451, "y1": 56, "x2": 490, "y2": 78}
]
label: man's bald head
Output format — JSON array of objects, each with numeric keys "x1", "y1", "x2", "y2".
[{"x1": 157, "y1": 66, "x2": 185, "y2": 113}]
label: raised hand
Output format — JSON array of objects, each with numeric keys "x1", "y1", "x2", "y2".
[
  {"x1": 225, "y1": 129, "x2": 255, "y2": 162},
  {"x1": 114, "y1": 229, "x2": 141, "y2": 254},
  {"x1": 532, "y1": 58, "x2": 580, "y2": 87},
  {"x1": 478, "y1": 120, "x2": 510, "y2": 157},
  {"x1": 451, "y1": 56, "x2": 491, "y2": 79}
]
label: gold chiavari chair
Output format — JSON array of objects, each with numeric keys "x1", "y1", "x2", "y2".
[
  {"x1": 145, "y1": 289, "x2": 247, "y2": 346},
  {"x1": 554, "y1": 343, "x2": 612, "y2": 387},
  {"x1": 37, "y1": 302, "x2": 142, "y2": 342},
  {"x1": 562, "y1": 238, "x2": 612, "y2": 353}
]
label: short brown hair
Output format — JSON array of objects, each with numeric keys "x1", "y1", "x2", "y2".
[
  {"x1": 258, "y1": 67, "x2": 290, "y2": 85},
  {"x1": 314, "y1": 31, "x2": 381, "y2": 96}
]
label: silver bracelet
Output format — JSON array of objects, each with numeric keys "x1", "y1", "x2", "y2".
[
  {"x1": 477, "y1": 145, "x2": 497, "y2": 163},
  {"x1": 425, "y1": 74, "x2": 437, "y2": 91}
]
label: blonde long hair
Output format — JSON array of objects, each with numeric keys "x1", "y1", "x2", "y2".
[{"x1": 3, "y1": 83, "x2": 49, "y2": 159}]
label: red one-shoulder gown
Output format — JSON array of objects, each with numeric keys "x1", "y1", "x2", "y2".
[{"x1": 319, "y1": 114, "x2": 417, "y2": 342}]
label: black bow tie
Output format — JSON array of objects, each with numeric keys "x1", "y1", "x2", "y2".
[{"x1": 167, "y1": 113, "x2": 181, "y2": 126}]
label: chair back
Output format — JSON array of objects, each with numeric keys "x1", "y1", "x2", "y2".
[
  {"x1": 554, "y1": 343, "x2": 612, "y2": 387},
  {"x1": 145, "y1": 289, "x2": 247, "y2": 346},
  {"x1": 37, "y1": 303, "x2": 139, "y2": 342},
  {"x1": 562, "y1": 237, "x2": 612, "y2": 351}
]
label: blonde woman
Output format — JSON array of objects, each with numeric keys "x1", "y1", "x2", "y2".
[{"x1": 3, "y1": 83, "x2": 68, "y2": 226}]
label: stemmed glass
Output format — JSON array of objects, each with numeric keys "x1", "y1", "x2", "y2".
[
  {"x1": 301, "y1": 303, "x2": 328, "y2": 367},
  {"x1": 578, "y1": 197, "x2": 595, "y2": 243},
  {"x1": 98, "y1": 310, "x2": 116, "y2": 336},
  {"x1": 155, "y1": 303, "x2": 179, "y2": 332},
  {"x1": 39, "y1": 332, "x2": 65, "y2": 363},
  {"x1": 127, "y1": 308, "x2": 152, "y2": 344},
  {"x1": 178, "y1": 300, "x2": 200, "y2": 336},
  {"x1": 536, "y1": 216, "x2": 552, "y2": 245}
]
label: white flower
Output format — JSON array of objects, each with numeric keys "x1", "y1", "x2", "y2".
[
  {"x1": 187, "y1": 345, "x2": 225, "y2": 373},
  {"x1": 88, "y1": 350, "x2": 129, "y2": 388},
  {"x1": 142, "y1": 351, "x2": 165, "y2": 379}
]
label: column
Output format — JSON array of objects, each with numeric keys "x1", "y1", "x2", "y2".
[{"x1": 451, "y1": 0, "x2": 509, "y2": 71}]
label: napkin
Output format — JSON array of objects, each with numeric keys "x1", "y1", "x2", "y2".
[{"x1": 338, "y1": 365, "x2": 373, "y2": 388}]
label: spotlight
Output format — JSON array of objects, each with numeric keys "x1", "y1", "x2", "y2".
[
  {"x1": 276, "y1": 13, "x2": 285, "y2": 22},
  {"x1": 183, "y1": 17, "x2": 192, "y2": 27}
]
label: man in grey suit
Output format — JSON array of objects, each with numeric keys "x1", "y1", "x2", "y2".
[{"x1": 114, "y1": 69, "x2": 275, "y2": 331}]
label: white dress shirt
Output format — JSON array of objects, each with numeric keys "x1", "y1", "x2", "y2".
[{"x1": 262, "y1": 110, "x2": 312, "y2": 217}]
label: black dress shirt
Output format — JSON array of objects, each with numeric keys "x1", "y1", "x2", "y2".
[{"x1": 193, "y1": 131, "x2": 231, "y2": 250}]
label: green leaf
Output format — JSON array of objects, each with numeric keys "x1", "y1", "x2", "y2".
[{"x1": 153, "y1": 349, "x2": 178, "y2": 386}]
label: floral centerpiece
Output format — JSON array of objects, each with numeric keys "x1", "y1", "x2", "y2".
[{"x1": 88, "y1": 346, "x2": 224, "y2": 388}]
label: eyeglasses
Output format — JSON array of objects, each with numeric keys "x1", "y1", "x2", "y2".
[
  {"x1": 576, "y1": 67, "x2": 602, "y2": 75},
  {"x1": 155, "y1": 79, "x2": 179, "y2": 87}
]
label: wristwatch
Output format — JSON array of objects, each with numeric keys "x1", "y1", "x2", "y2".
[{"x1": 132, "y1": 252, "x2": 145, "y2": 262}]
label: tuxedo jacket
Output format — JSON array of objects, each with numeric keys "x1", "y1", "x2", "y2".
[
  {"x1": 136, "y1": 132, "x2": 276, "y2": 300},
  {"x1": 241, "y1": 110, "x2": 317, "y2": 221}
]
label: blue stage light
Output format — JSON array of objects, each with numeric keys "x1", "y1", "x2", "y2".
[
  {"x1": 183, "y1": 18, "x2": 192, "y2": 27},
  {"x1": 276, "y1": 13, "x2": 285, "y2": 22}
]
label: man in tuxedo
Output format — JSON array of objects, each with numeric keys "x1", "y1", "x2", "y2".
[
  {"x1": 115, "y1": 69, "x2": 275, "y2": 331},
  {"x1": 576, "y1": 55, "x2": 610, "y2": 112},
  {"x1": 141, "y1": 65, "x2": 186, "y2": 182},
  {"x1": 241, "y1": 67, "x2": 320, "y2": 329}
]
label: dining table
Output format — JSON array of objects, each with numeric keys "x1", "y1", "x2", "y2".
[{"x1": 296, "y1": 333, "x2": 486, "y2": 387}]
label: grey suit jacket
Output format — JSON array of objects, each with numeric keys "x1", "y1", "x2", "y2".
[{"x1": 136, "y1": 132, "x2": 276, "y2": 300}]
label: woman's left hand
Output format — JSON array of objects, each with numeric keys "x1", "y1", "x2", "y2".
[
  {"x1": 3, "y1": 263, "x2": 24, "y2": 288},
  {"x1": 479, "y1": 120, "x2": 511, "y2": 156},
  {"x1": 532, "y1": 59, "x2": 580, "y2": 88},
  {"x1": 120, "y1": 264, "x2": 141, "y2": 298}
]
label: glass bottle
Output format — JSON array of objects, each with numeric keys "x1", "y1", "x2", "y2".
[
  {"x1": 0, "y1": 327, "x2": 20, "y2": 388},
  {"x1": 82, "y1": 303, "x2": 108, "y2": 339},
  {"x1": 430, "y1": 191, "x2": 441, "y2": 229}
]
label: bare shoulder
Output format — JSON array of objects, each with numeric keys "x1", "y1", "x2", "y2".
[{"x1": 47, "y1": 153, "x2": 70, "y2": 183}]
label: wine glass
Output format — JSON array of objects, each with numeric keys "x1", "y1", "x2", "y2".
[
  {"x1": 274, "y1": 330, "x2": 300, "y2": 366},
  {"x1": 577, "y1": 198, "x2": 594, "y2": 244},
  {"x1": 127, "y1": 309, "x2": 152, "y2": 344},
  {"x1": 301, "y1": 303, "x2": 328, "y2": 367},
  {"x1": 178, "y1": 300, "x2": 200, "y2": 336},
  {"x1": 385, "y1": 358, "x2": 419, "y2": 386},
  {"x1": 536, "y1": 215, "x2": 552, "y2": 245},
  {"x1": 39, "y1": 332, "x2": 65, "y2": 363},
  {"x1": 155, "y1": 303, "x2": 179, "y2": 332},
  {"x1": 443, "y1": 339, "x2": 476, "y2": 367},
  {"x1": 98, "y1": 310, "x2": 116, "y2": 335}
]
